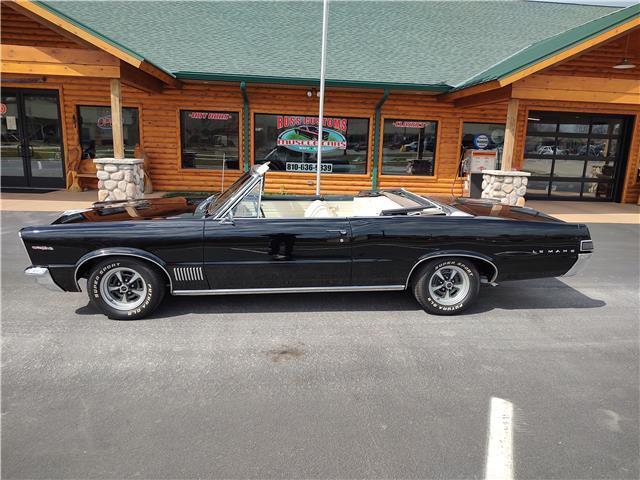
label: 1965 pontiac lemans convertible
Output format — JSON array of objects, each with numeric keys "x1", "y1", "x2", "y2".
[{"x1": 20, "y1": 163, "x2": 593, "y2": 320}]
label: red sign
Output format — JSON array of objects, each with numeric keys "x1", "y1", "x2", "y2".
[
  {"x1": 276, "y1": 115, "x2": 348, "y2": 132},
  {"x1": 393, "y1": 121, "x2": 429, "y2": 129},
  {"x1": 188, "y1": 112, "x2": 231, "y2": 120},
  {"x1": 0, "y1": 103, "x2": 6, "y2": 116},
  {"x1": 97, "y1": 115, "x2": 112, "y2": 129}
]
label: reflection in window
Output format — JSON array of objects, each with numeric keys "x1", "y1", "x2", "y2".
[
  {"x1": 181, "y1": 111, "x2": 239, "y2": 170},
  {"x1": 527, "y1": 181, "x2": 549, "y2": 196},
  {"x1": 382, "y1": 119, "x2": 437, "y2": 176},
  {"x1": 551, "y1": 181, "x2": 582, "y2": 196},
  {"x1": 553, "y1": 160, "x2": 584, "y2": 177},
  {"x1": 523, "y1": 158, "x2": 552, "y2": 175},
  {"x1": 254, "y1": 114, "x2": 369, "y2": 174},
  {"x1": 556, "y1": 137, "x2": 587, "y2": 156},
  {"x1": 78, "y1": 106, "x2": 139, "y2": 159},
  {"x1": 585, "y1": 160, "x2": 615, "y2": 180},
  {"x1": 231, "y1": 181, "x2": 261, "y2": 218},
  {"x1": 525, "y1": 136, "x2": 556, "y2": 155}
]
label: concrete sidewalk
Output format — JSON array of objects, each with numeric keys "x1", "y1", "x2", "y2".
[{"x1": 1, "y1": 190, "x2": 638, "y2": 223}]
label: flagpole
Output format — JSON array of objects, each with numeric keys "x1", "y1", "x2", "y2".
[{"x1": 315, "y1": 0, "x2": 329, "y2": 196}]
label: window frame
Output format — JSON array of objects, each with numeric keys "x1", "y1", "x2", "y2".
[
  {"x1": 179, "y1": 108, "x2": 241, "y2": 171},
  {"x1": 76, "y1": 104, "x2": 142, "y2": 159},
  {"x1": 252, "y1": 111, "x2": 372, "y2": 176}
]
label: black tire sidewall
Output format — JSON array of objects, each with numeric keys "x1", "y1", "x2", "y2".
[
  {"x1": 88, "y1": 258, "x2": 165, "y2": 320},
  {"x1": 413, "y1": 258, "x2": 480, "y2": 315}
]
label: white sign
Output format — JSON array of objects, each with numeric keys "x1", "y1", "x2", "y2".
[
  {"x1": 286, "y1": 162, "x2": 333, "y2": 173},
  {"x1": 5, "y1": 115, "x2": 17, "y2": 131}
]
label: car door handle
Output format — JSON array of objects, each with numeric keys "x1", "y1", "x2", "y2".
[{"x1": 327, "y1": 229, "x2": 348, "y2": 235}]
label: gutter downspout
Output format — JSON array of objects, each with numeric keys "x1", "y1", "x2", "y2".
[
  {"x1": 240, "y1": 82, "x2": 250, "y2": 172},
  {"x1": 371, "y1": 89, "x2": 389, "y2": 191}
]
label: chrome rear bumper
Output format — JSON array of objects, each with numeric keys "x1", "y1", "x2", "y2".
[
  {"x1": 24, "y1": 267, "x2": 64, "y2": 291},
  {"x1": 562, "y1": 253, "x2": 592, "y2": 277}
]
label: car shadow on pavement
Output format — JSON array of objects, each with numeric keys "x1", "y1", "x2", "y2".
[{"x1": 74, "y1": 278, "x2": 604, "y2": 319}]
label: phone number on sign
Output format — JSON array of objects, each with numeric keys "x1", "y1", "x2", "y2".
[{"x1": 286, "y1": 162, "x2": 333, "y2": 173}]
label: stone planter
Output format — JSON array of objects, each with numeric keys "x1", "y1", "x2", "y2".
[
  {"x1": 94, "y1": 158, "x2": 144, "y2": 202},
  {"x1": 481, "y1": 170, "x2": 531, "y2": 206}
]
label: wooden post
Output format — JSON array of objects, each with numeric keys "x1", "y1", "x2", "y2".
[
  {"x1": 110, "y1": 78, "x2": 124, "y2": 159},
  {"x1": 501, "y1": 98, "x2": 520, "y2": 171}
]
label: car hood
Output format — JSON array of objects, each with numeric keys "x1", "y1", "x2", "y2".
[
  {"x1": 52, "y1": 197, "x2": 201, "y2": 224},
  {"x1": 444, "y1": 197, "x2": 563, "y2": 223}
]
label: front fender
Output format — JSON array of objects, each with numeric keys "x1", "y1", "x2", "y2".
[{"x1": 73, "y1": 247, "x2": 172, "y2": 291}]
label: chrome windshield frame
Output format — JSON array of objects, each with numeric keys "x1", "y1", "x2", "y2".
[{"x1": 209, "y1": 163, "x2": 269, "y2": 220}]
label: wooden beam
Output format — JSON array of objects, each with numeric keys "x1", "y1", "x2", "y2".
[
  {"x1": 501, "y1": 99, "x2": 520, "y2": 171},
  {"x1": 512, "y1": 74, "x2": 640, "y2": 105},
  {"x1": 454, "y1": 85, "x2": 512, "y2": 108},
  {"x1": 1, "y1": 61, "x2": 119, "y2": 77},
  {"x1": 120, "y1": 61, "x2": 164, "y2": 93},
  {"x1": 110, "y1": 79, "x2": 125, "y2": 159},
  {"x1": 2, "y1": 44, "x2": 118, "y2": 65}
]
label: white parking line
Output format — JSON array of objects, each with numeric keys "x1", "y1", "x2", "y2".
[{"x1": 485, "y1": 397, "x2": 514, "y2": 480}]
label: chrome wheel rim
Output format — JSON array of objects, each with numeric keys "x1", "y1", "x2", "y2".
[
  {"x1": 100, "y1": 267, "x2": 147, "y2": 311},
  {"x1": 428, "y1": 265, "x2": 470, "y2": 306}
]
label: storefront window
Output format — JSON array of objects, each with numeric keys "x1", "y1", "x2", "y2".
[
  {"x1": 78, "y1": 106, "x2": 139, "y2": 159},
  {"x1": 460, "y1": 122, "x2": 505, "y2": 173},
  {"x1": 180, "y1": 110, "x2": 239, "y2": 170},
  {"x1": 254, "y1": 114, "x2": 369, "y2": 174},
  {"x1": 381, "y1": 119, "x2": 437, "y2": 176}
]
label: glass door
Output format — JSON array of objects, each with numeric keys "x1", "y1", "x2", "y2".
[
  {"x1": 1, "y1": 89, "x2": 65, "y2": 189},
  {"x1": 523, "y1": 111, "x2": 631, "y2": 201}
]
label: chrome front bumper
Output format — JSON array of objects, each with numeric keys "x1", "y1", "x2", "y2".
[
  {"x1": 24, "y1": 267, "x2": 64, "y2": 291},
  {"x1": 562, "y1": 253, "x2": 592, "y2": 277}
]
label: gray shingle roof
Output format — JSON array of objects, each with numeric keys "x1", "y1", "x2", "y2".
[{"x1": 39, "y1": 0, "x2": 621, "y2": 89}]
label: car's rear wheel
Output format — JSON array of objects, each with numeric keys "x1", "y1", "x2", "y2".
[
  {"x1": 412, "y1": 257, "x2": 480, "y2": 315},
  {"x1": 87, "y1": 257, "x2": 165, "y2": 320}
]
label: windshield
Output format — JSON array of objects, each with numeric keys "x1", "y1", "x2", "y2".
[{"x1": 202, "y1": 171, "x2": 254, "y2": 217}]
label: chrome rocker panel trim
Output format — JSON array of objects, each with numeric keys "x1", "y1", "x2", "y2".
[
  {"x1": 172, "y1": 285, "x2": 406, "y2": 296},
  {"x1": 25, "y1": 266, "x2": 65, "y2": 292},
  {"x1": 561, "y1": 253, "x2": 592, "y2": 277}
]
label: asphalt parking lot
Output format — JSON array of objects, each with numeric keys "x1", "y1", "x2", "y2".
[{"x1": 2, "y1": 210, "x2": 638, "y2": 479}]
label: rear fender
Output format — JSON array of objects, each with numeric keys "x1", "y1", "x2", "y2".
[{"x1": 406, "y1": 250, "x2": 499, "y2": 286}]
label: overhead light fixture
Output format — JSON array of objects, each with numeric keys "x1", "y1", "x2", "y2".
[
  {"x1": 613, "y1": 35, "x2": 636, "y2": 70},
  {"x1": 613, "y1": 58, "x2": 636, "y2": 70}
]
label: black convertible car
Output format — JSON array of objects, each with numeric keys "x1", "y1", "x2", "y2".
[{"x1": 21, "y1": 163, "x2": 593, "y2": 320}]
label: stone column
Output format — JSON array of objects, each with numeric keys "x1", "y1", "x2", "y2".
[
  {"x1": 481, "y1": 170, "x2": 531, "y2": 206},
  {"x1": 94, "y1": 158, "x2": 144, "y2": 202}
]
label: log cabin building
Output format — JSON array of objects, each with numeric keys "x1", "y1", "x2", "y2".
[{"x1": 1, "y1": 0, "x2": 639, "y2": 202}]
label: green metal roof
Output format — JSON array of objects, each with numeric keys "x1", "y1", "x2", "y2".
[
  {"x1": 37, "y1": 1, "x2": 630, "y2": 91},
  {"x1": 456, "y1": 2, "x2": 640, "y2": 89}
]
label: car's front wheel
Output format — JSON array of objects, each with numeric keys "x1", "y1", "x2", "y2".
[
  {"x1": 87, "y1": 257, "x2": 165, "y2": 320},
  {"x1": 412, "y1": 257, "x2": 480, "y2": 315}
]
